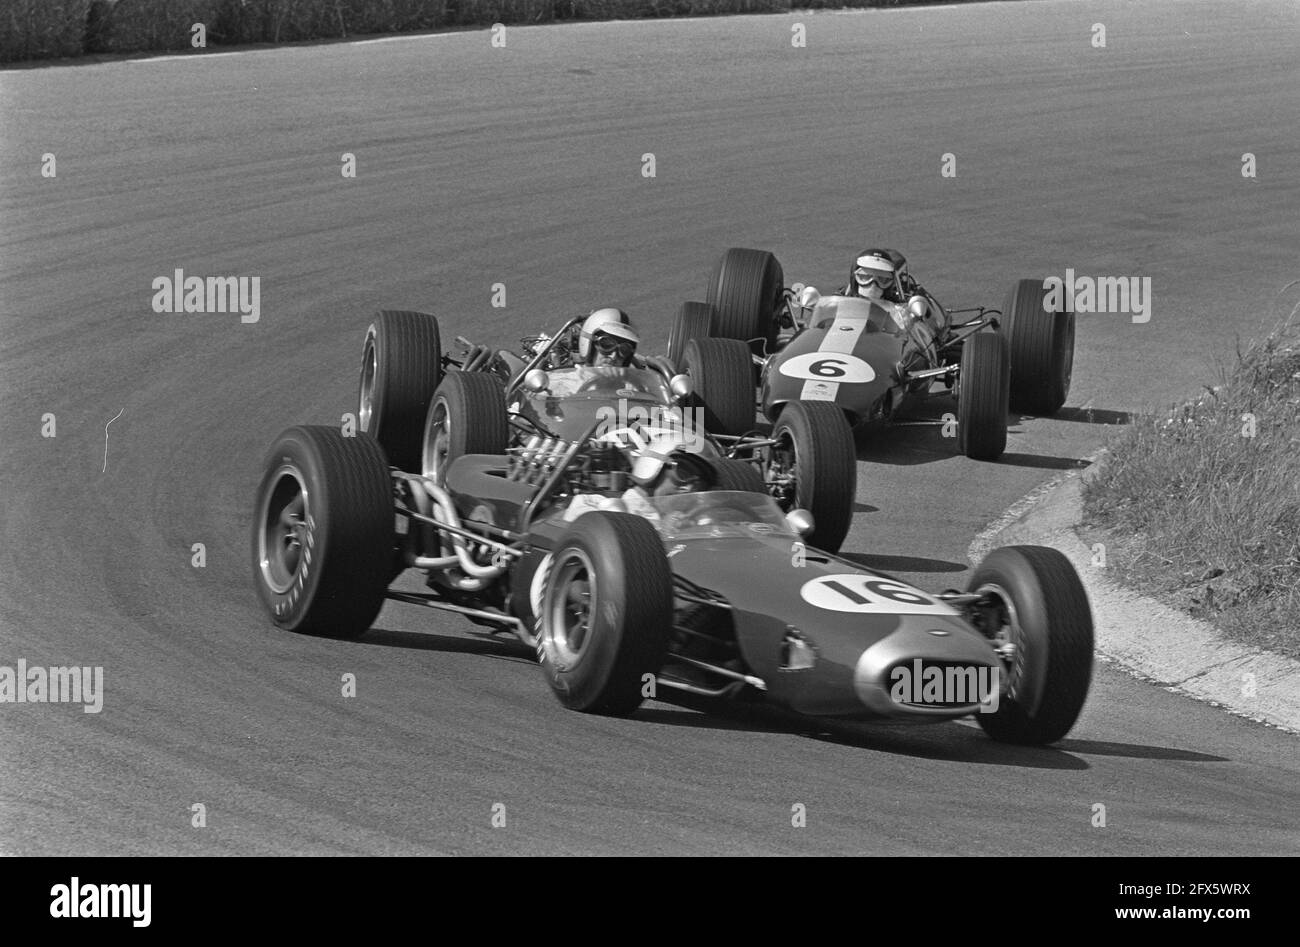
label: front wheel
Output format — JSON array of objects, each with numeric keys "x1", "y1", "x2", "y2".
[
  {"x1": 250, "y1": 426, "x2": 393, "y2": 639},
  {"x1": 537, "y1": 512, "x2": 673, "y2": 716},
  {"x1": 681, "y1": 337, "x2": 756, "y2": 437},
  {"x1": 768, "y1": 401, "x2": 857, "y2": 554},
  {"x1": 968, "y1": 545, "x2": 1094, "y2": 745}
]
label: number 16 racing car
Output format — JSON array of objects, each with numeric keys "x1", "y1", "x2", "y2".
[{"x1": 251, "y1": 417, "x2": 1094, "y2": 744}]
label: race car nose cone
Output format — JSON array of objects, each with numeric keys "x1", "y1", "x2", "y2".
[{"x1": 853, "y1": 615, "x2": 999, "y2": 716}]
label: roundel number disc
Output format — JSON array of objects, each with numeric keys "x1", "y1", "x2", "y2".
[
  {"x1": 800, "y1": 574, "x2": 959, "y2": 615},
  {"x1": 778, "y1": 353, "x2": 875, "y2": 384}
]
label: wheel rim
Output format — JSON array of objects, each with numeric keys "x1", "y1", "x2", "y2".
[
  {"x1": 974, "y1": 582, "x2": 1021, "y2": 697},
  {"x1": 258, "y1": 465, "x2": 310, "y2": 594},
  {"x1": 767, "y1": 426, "x2": 799, "y2": 508},
  {"x1": 422, "y1": 400, "x2": 450, "y2": 481},
  {"x1": 545, "y1": 549, "x2": 597, "y2": 668},
  {"x1": 359, "y1": 333, "x2": 378, "y2": 432}
]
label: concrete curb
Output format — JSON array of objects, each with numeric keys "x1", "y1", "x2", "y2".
[{"x1": 968, "y1": 460, "x2": 1300, "y2": 735}]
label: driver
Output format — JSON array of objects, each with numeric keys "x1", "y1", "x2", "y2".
[
  {"x1": 622, "y1": 432, "x2": 717, "y2": 522},
  {"x1": 842, "y1": 249, "x2": 903, "y2": 302},
  {"x1": 577, "y1": 308, "x2": 640, "y2": 368}
]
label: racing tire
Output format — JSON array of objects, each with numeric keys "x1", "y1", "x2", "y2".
[
  {"x1": 706, "y1": 247, "x2": 784, "y2": 352},
  {"x1": 538, "y1": 512, "x2": 673, "y2": 716},
  {"x1": 422, "y1": 372, "x2": 509, "y2": 484},
  {"x1": 769, "y1": 401, "x2": 856, "y2": 554},
  {"x1": 712, "y1": 459, "x2": 767, "y2": 493},
  {"x1": 251, "y1": 426, "x2": 393, "y2": 640},
  {"x1": 681, "y1": 338, "x2": 756, "y2": 437},
  {"x1": 968, "y1": 545, "x2": 1094, "y2": 745},
  {"x1": 957, "y1": 331, "x2": 1009, "y2": 461},
  {"x1": 1002, "y1": 278, "x2": 1075, "y2": 416},
  {"x1": 358, "y1": 310, "x2": 443, "y2": 472},
  {"x1": 667, "y1": 301, "x2": 716, "y2": 370}
]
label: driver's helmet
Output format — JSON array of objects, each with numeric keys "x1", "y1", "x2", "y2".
[
  {"x1": 631, "y1": 432, "x2": 717, "y2": 496},
  {"x1": 578, "y1": 308, "x2": 640, "y2": 366},
  {"x1": 849, "y1": 250, "x2": 898, "y2": 301}
]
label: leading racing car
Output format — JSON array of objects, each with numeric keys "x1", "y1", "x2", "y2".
[{"x1": 251, "y1": 418, "x2": 1095, "y2": 744}]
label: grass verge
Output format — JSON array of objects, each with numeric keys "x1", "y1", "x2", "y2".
[{"x1": 1081, "y1": 313, "x2": 1300, "y2": 661}]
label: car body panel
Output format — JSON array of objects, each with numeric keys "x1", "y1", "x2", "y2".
[
  {"x1": 510, "y1": 365, "x2": 677, "y2": 442},
  {"x1": 760, "y1": 295, "x2": 913, "y2": 424},
  {"x1": 666, "y1": 531, "x2": 997, "y2": 717}
]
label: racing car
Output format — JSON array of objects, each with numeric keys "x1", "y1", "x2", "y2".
[
  {"x1": 251, "y1": 419, "x2": 1094, "y2": 744},
  {"x1": 667, "y1": 247, "x2": 1076, "y2": 462},
  {"x1": 356, "y1": 309, "x2": 858, "y2": 553}
]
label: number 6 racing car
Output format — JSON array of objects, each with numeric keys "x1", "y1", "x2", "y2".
[
  {"x1": 668, "y1": 247, "x2": 1076, "y2": 463},
  {"x1": 250, "y1": 418, "x2": 1094, "y2": 744}
]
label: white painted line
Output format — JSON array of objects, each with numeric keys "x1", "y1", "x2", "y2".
[{"x1": 103, "y1": 409, "x2": 123, "y2": 473}]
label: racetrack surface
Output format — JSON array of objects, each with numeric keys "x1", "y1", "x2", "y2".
[{"x1": 2, "y1": 0, "x2": 1298, "y2": 855}]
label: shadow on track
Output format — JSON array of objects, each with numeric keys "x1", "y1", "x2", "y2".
[
  {"x1": 1054, "y1": 738, "x2": 1227, "y2": 763},
  {"x1": 644, "y1": 693, "x2": 1090, "y2": 769},
  {"x1": 361, "y1": 626, "x2": 536, "y2": 664}
]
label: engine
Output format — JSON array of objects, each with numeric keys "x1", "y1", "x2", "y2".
[{"x1": 507, "y1": 435, "x2": 631, "y2": 494}]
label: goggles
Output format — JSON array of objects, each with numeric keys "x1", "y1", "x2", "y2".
[{"x1": 594, "y1": 334, "x2": 635, "y2": 358}]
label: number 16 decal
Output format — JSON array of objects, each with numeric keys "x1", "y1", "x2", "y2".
[{"x1": 799, "y1": 575, "x2": 959, "y2": 615}]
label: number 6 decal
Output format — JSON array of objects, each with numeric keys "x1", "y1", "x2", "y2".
[
  {"x1": 778, "y1": 353, "x2": 875, "y2": 383},
  {"x1": 800, "y1": 574, "x2": 959, "y2": 615}
]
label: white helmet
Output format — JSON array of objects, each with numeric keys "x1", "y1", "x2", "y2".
[
  {"x1": 631, "y1": 431, "x2": 716, "y2": 491},
  {"x1": 578, "y1": 308, "x2": 640, "y2": 364},
  {"x1": 851, "y1": 250, "x2": 897, "y2": 301}
]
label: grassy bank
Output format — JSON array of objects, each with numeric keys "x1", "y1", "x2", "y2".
[{"x1": 1082, "y1": 316, "x2": 1300, "y2": 660}]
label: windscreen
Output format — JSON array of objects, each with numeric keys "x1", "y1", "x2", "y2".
[
  {"x1": 641, "y1": 491, "x2": 795, "y2": 541},
  {"x1": 809, "y1": 296, "x2": 908, "y2": 336}
]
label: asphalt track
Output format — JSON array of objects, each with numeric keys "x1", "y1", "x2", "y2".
[{"x1": 2, "y1": 0, "x2": 1298, "y2": 855}]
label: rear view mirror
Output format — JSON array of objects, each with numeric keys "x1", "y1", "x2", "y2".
[
  {"x1": 523, "y1": 369, "x2": 550, "y2": 393},
  {"x1": 669, "y1": 374, "x2": 693, "y2": 400},
  {"x1": 786, "y1": 509, "x2": 815, "y2": 537}
]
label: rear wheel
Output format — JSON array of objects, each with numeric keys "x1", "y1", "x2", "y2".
[
  {"x1": 358, "y1": 310, "x2": 443, "y2": 471},
  {"x1": 667, "y1": 301, "x2": 715, "y2": 370},
  {"x1": 681, "y1": 338, "x2": 756, "y2": 437},
  {"x1": 251, "y1": 426, "x2": 393, "y2": 639},
  {"x1": 968, "y1": 545, "x2": 1094, "y2": 745},
  {"x1": 957, "y1": 332, "x2": 1009, "y2": 461},
  {"x1": 768, "y1": 401, "x2": 857, "y2": 554},
  {"x1": 422, "y1": 372, "x2": 509, "y2": 484},
  {"x1": 538, "y1": 512, "x2": 673, "y2": 716},
  {"x1": 1002, "y1": 278, "x2": 1075, "y2": 415},
  {"x1": 706, "y1": 247, "x2": 784, "y2": 352}
]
